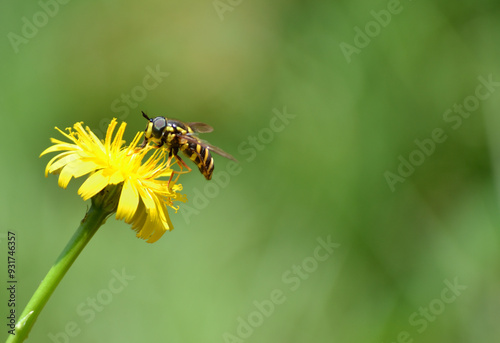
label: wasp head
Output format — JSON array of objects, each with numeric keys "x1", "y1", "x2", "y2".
[{"x1": 142, "y1": 111, "x2": 167, "y2": 147}]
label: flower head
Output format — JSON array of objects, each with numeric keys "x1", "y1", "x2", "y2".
[{"x1": 40, "y1": 118, "x2": 186, "y2": 243}]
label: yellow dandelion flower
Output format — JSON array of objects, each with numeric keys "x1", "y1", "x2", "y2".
[
  {"x1": 12, "y1": 118, "x2": 192, "y2": 342},
  {"x1": 40, "y1": 118, "x2": 186, "y2": 243}
]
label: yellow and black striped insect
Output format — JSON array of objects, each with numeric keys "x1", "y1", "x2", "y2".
[{"x1": 140, "y1": 111, "x2": 236, "y2": 180}]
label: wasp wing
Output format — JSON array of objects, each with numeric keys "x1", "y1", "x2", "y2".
[
  {"x1": 181, "y1": 134, "x2": 238, "y2": 162},
  {"x1": 187, "y1": 122, "x2": 214, "y2": 133}
]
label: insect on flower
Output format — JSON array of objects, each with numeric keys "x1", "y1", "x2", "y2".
[{"x1": 139, "y1": 111, "x2": 237, "y2": 180}]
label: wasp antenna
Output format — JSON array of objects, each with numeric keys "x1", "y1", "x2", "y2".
[{"x1": 141, "y1": 111, "x2": 150, "y2": 121}]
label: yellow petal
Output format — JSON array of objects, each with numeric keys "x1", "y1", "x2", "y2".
[
  {"x1": 78, "y1": 170, "x2": 109, "y2": 201},
  {"x1": 107, "y1": 169, "x2": 124, "y2": 185},
  {"x1": 127, "y1": 131, "x2": 143, "y2": 150},
  {"x1": 159, "y1": 203, "x2": 173, "y2": 231},
  {"x1": 40, "y1": 143, "x2": 79, "y2": 157},
  {"x1": 76, "y1": 123, "x2": 105, "y2": 153},
  {"x1": 44, "y1": 151, "x2": 73, "y2": 176},
  {"x1": 136, "y1": 218, "x2": 156, "y2": 242},
  {"x1": 67, "y1": 159, "x2": 101, "y2": 178},
  {"x1": 130, "y1": 202, "x2": 147, "y2": 230},
  {"x1": 144, "y1": 207, "x2": 172, "y2": 243},
  {"x1": 146, "y1": 229, "x2": 165, "y2": 243},
  {"x1": 137, "y1": 186, "x2": 157, "y2": 221},
  {"x1": 104, "y1": 119, "x2": 119, "y2": 151},
  {"x1": 111, "y1": 122, "x2": 127, "y2": 154},
  {"x1": 116, "y1": 179, "x2": 139, "y2": 222},
  {"x1": 53, "y1": 126, "x2": 78, "y2": 144},
  {"x1": 48, "y1": 153, "x2": 79, "y2": 175},
  {"x1": 58, "y1": 164, "x2": 77, "y2": 188}
]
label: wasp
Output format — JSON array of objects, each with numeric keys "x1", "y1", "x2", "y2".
[{"x1": 139, "y1": 111, "x2": 236, "y2": 180}]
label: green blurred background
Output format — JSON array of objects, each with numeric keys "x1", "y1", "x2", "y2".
[{"x1": 2, "y1": 0, "x2": 500, "y2": 342}]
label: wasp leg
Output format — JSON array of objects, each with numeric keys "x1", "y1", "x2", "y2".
[
  {"x1": 133, "y1": 137, "x2": 150, "y2": 153},
  {"x1": 139, "y1": 138, "x2": 148, "y2": 148},
  {"x1": 166, "y1": 154, "x2": 192, "y2": 187},
  {"x1": 175, "y1": 155, "x2": 192, "y2": 174},
  {"x1": 166, "y1": 154, "x2": 177, "y2": 187}
]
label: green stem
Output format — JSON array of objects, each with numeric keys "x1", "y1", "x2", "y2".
[{"x1": 6, "y1": 204, "x2": 109, "y2": 343}]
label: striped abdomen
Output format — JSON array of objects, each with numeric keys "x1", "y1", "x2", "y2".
[{"x1": 180, "y1": 141, "x2": 215, "y2": 180}]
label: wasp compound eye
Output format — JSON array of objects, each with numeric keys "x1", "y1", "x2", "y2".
[{"x1": 151, "y1": 117, "x2": 167, "y2": 138}]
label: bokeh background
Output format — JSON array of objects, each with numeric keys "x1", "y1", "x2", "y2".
[{"x1": 2, "y1": 1, "x2": 500, "y2": 342}]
